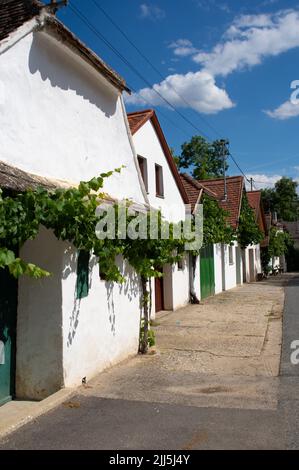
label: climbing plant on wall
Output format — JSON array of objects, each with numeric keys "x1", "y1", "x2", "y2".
[{"x1": 0, "y1": 169, "x2": 238, "y2": 353}]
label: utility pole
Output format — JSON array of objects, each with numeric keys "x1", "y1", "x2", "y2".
[
  {"x1": 250, "y1": 177, "x2": 253, "y2": 192},
  {"x1": 220, "y1": 139, "x2": 228, "y2": 202}
]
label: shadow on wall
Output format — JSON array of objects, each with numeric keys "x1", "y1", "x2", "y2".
[
  {"x1": 62, "y1": 250, "x2": 141, "y2": 346},
  {"x1": 28, "y1": 32, "x2": 117, "y2": 117},
  {"x1": 105, "y1": 256, "x2": 141, "y2": 336}
]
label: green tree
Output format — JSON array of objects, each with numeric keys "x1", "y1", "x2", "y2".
[
  {"x1": 237, "y1": 194, "x2": 263, "y2": 249},
  {"x1": 177, "y1": 136, "x2": 229, "y2": 180},
  {"x1": 261, "y1": 177, "x2": 299, "y2": 221}
]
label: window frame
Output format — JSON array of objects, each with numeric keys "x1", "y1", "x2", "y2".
[
  {"x1": 137, "y1": 155, "x2": 148, "y2": 193},
  {"x1": 155, "y1": 164, "x2": 164, "y2": 198}
]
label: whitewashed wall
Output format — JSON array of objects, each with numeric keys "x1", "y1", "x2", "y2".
[
  {"x1": 132, "y1": 120, "x2": 186, "y2": 223},
  {"x1": 222, "y1": 242, "x2": 238, "y2": 291},
  {"x1": 17, "y1": 228, "x2": 141, "y2": 399},
  {"x1": 17, "y1": 228, "x2": 65, "y2": 400},
  {"x1": 132, "y1": 119, "x2": 190, "y2": 312},
  {"x1": 163, "y1": 258, "x2": 190, "y2": 311},
  {"x1": 214, "y1": 244, "x2": 223, "y2": 294},
  {"x1": 0, "y1": 29, "x2": 145, "y2": 205},
  {"x1": 244, "y1": 244, "x2": 262, "y2": 282},
  {"x1": 62, "y1": 252, "x2": 141, "y2": 388}
]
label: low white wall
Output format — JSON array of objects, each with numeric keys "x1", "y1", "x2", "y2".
[
  {"x1": 17, "y1": 227, "x2": 142, "y2": 397},
  {"x1": 62, "y1": 252, "x2": 141, "y2": 388},
  {"x1": 244, "y1": 244, "x2": 262, "y2": 282},
  {"x1": 214, "y1": 244, "x2": 223, "y2": 294},
  {"x1": 172, "y1": 257, "x2": 190, "y2": 310},
  {"x1": 222, "y1": 242, "x2": 237, "y2": 291},
  {"x1": 17, "y1": 227, "x2": 65, "y2": 400}
]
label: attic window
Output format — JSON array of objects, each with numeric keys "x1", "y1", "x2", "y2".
[
  {"x1": 155, "y1": 164, "x2": 164, "y2": 198},
  {"x1": 137, "y1": 156, "x2": 148, "y2": 192}
]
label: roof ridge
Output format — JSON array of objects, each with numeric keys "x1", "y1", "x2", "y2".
[{"x1": 180, "y1": 172, "x2": 218, "y2": 198}]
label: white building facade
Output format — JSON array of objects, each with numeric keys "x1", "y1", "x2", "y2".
[
  {"x1": 127, "y1": 110, "x2": 192, "y2": 313},
  {"x1": 0, "y1": 3, "x2": 148, "y2": 401}
]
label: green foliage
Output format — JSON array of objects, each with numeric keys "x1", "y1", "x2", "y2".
[
  {"x1": 268, "y1": 227, "x2": 293, "y2": 258},
  {"x1": 261, "y1": 177, "x2": 299, "y2": 222},
  {"x1": 202, "y1": 195, "x2": 234, "y2": 247},
  {"x1": 140, "y1": 319, "x2": 156, "y2": 348},
  {"x1": 237, "y1": 194, "x2": 263, "y2": 249},
  {"x1": 177, "y1": 136, "x2": 229, "y2": 180}
]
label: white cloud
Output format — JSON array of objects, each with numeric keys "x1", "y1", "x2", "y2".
[
  {"x1": 131, "y1": 8, "x2": 299, "y2": 117},
  {"x1": 125, "y1": 70, "x2": 234, "y2": 114},
  {"x1": 246, "y1": 174, "x2": 282, "y2": 190},
  {"x1": 139, "y1": 3, "x2": 165, "y2": 21},
  {"x1": 193, "y1": 9, "x2": 299, "y2": 77},
  {"x1": 168, "y1": 39, "x2": 198, "y2": 57},
  {"x1": 265, "y1": 100, "x2": 299, "y2": 120}
]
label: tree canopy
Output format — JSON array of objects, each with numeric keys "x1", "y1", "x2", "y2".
[
  {"x1": 176, "y1": 136, "x2": 229, "y2": 180},
  {"x1": 261, "y1": 177, "x2": 299, "y2": 222}
]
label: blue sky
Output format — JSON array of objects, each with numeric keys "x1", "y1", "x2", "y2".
[{"x1": 58, "y1": 0, "x2": 299, "y2": 189}]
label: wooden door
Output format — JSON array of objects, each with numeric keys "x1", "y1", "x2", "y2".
[
  {"x1": 0, "y1": 268, "x2": 17, "y2": 406},
  {"x1": 200, "y1": 245, "x2": 215, "y2": 300}
]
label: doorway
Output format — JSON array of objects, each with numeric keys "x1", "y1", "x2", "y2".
[{"x1": 0, "y1": 268, "x2": 17, "y2": 406}]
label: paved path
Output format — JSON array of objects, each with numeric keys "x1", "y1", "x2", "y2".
[{"x1": 1, "y1": 275, "x2": 299, "y2": 449}]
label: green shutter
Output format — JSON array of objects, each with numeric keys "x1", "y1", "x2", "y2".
[{"x1": 76, "y1": 251, "x2": 90, "y2": 300}]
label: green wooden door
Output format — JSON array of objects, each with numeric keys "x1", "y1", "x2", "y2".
[
  {"x1": 0, "y1": 268, "x2": 17, "y2": 406},
  {"x1": 200, "y1": 245, "x2": 215, "y2": 300}
]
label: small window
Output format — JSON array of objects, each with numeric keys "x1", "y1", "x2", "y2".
[
  {"x1": 155, "y1": 164, "x2": 164, "y2": 197},
  {"x1": 137, "y1": 156, "x2": 148, "y2": 192},
  {"x1": 229, "y1": 246, "x2": 234, "y2": 265},
  {"x1": 76, "y1": 251, "x2": 90, "y2": 299}
]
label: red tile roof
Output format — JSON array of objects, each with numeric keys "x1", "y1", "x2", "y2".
[
  {"x1": 127, "y1": 110, "x2": 189, "y2": 204},
  {"x1": 247, "y1": 190, "x2": 268, "y2": 240},
  {"x1": 0, "y1": 0, "x2": 42, "y2": 41},
  {"x1": 198, "y1": 176, "x2": 244, "y2": 229},
  {"x1": 127, "y1": 109, "x2": 154, "y2": 135},
  {"x1": 0, "y1": 1, "x2": 129, "y2": 92},
  {"x1": 180, "y1": 173, "x2": 217, "y2": 212},
  {"x1": 247, "y1": 191, "x2": 261, "y2": 222}
]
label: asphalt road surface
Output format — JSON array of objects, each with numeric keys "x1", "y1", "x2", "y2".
[{"x1": 1, "y1": 276, "x2": 299, "y2": 450}]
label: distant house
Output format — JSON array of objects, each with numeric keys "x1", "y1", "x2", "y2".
[
  {"x1": 246, "y1": 191, "x2": 268, "y2": 282},
  {"x1": 127, "y1": 110, "x2": 192, "y2": 313},
  {"x1": 180, "y1": 174, "x2": 245, "y2": 298},
  {"x1": 196, "y1": 176, "x2": 244, "y2": 293},
  {"x1": 0, "y1": 0, "x2": 148, "y2": 404}
]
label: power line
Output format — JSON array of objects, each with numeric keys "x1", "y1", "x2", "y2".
[
  {"x1": 89, "y1": 0, "x2": 223, "y2": 140},
  {"x1": 89, "y1": 0, "x2": 253, "y2": 184},
  {"x1": 69, "y1": 1, "x2": 211, "y2": 140},
  {"x1": 68, "y1": 1, "x2": 252, "y2": 184}
]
